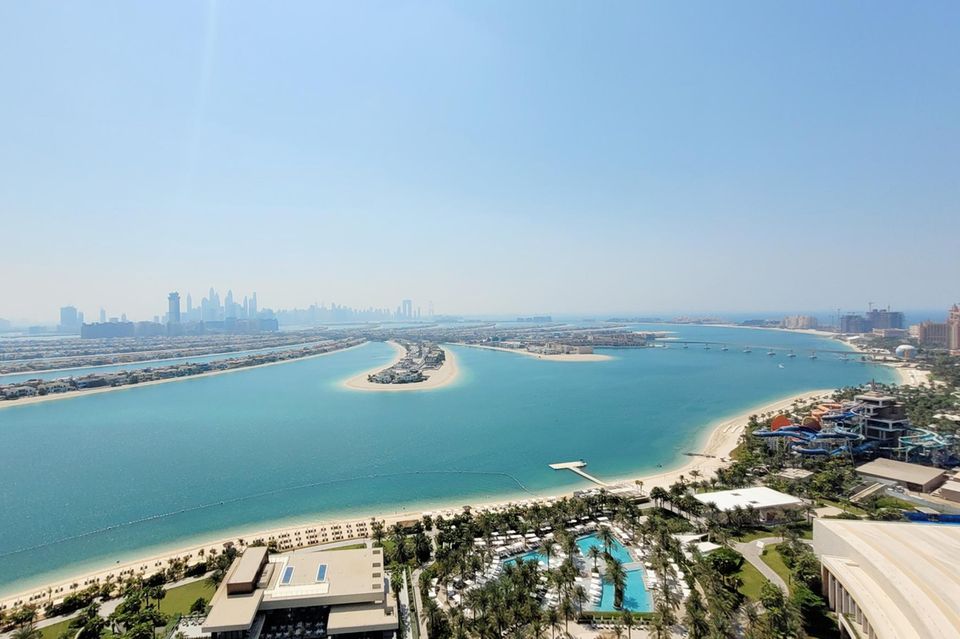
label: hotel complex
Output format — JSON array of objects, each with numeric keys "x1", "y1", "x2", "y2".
[
  {"x1": 198, "y1": 546, "x2": 399, "y2": 639},
  {"x1": 813, "y1": 519, "x2": 960, "y2": 639}
]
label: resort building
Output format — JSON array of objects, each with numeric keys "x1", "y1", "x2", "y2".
[
  {"x1": 199, "y1": 546, "x2": 398, "y2": 639},
  {"x1": 853, "y1": 393, "x2": 912, "y2": 446},
  {"x1": 855, "y1": 458, "x2": 947, "y2": 493},
  {"x1": 692, "y1": 486, "x2": 805, "y2": 523},
  {"x1": 812, "y1": 519, "x2": 960, "y2": 639}
]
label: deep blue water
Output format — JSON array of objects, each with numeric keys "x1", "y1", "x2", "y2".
[{"x1": 0, "y1": 326, "x2": 894, "y2": 595}]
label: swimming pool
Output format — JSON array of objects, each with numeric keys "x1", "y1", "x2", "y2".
[
  {"x1": 502, "y1": 550, "x2": 550, "y2": 567},
  {"x1": 597, "y1": 568, "x2": 651, "y2": 612},
  {"x1": 576, "y1": 533, "x2": 633, "y2": 565},
  {"x1": 576, "y1": 533, "x2": 652, "y2": 612}
]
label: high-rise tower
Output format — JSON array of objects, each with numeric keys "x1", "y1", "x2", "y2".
[{"x1": 168, "y1": 292, "x2": 181, "y2": 324}]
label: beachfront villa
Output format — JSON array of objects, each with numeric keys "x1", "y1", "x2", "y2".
[
  {"x1": 812, "y1": 519, "x2": 960, "y2": 639},
  {"x1": 693, "y1": 486, "x2": 806, "y2": 523},
  {"x1": 194, "y1": 546, "x2": 399, "y2": 639}
]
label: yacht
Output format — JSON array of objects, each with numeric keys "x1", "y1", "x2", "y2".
[
  {"x1": 767, "y1": 350, "x2": 776, "y2": 356},
  {"x1": 787, "y1": 351, "x2": 797, "y2": 358},
  {"x1": 743, "y1": 348, "x2": 752, "y2": 353}
]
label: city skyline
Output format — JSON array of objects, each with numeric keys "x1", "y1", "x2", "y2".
[{"x1": 1, "y1": 2, "x2": 958, "y2": 321}]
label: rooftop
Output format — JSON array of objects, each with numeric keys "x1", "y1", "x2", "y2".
[
  {"x1": 692, "y1": 486, "x2": 803, "y2": 512},
  {"x1": 855, "y1": 458, "x2": 946, "y2": 485},
  {"x1": 814, "y1": 519, "x2": 960, "y2": 639}
]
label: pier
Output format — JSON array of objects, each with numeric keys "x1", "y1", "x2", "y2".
[{"x1": 549, "y1": 460, "x2": 609, "y2": 487}]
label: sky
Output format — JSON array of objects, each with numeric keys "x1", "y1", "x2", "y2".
[{"x1": 1, "y1": 1, "x2": 958, "y2": 323}]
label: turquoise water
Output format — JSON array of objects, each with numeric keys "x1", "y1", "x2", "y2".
[
  {"x1": 599, "y1": 569, "x2": 649, "y2": 612},
  {"x1": 0, "y1": 326, "x2": 894, "y2": 595},
  {"x1": 502, "y1": 551, "x2": 549, "y2": 567},
  {"x1": 576, "y1": 534, "x2": 650, "y2": 611},
  {"x1": 576, "y1": 533, "x2": 633, "y2": 565}
]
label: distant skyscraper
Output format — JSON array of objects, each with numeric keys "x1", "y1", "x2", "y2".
[
  {"x1": 186, "y1": 293, "x2": 193, "y2": 314},
  {"x1": 401, "y1": 299, "x2": 413, "y2": 319},
  {"x1": 250, "y1": 292, "x2": 258, "y2": 319},
  {"x1": 168, "y1": 292, "x2": 181, "y2": 324},
  {"x1": 225, "y1": 290, "x2": 235, "y2": 318},
  {"x1": 99, "y1": 308, "x2": 106, "y2": 323},
  {"x1": 58, "y1": 306, "x2": 79, "y2": 333}
]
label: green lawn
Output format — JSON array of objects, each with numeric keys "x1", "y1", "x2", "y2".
[
  {"x1": 39, "y1": 618, "x2": 73, "y2": 639},
  {"x1": 158, "y1": 579, "x2": 215, "y2": 616},
  {"x1": 737, "y1": 562, "x2": 769, "y2": 600},
  {"x1": 819, "y1": 499, "x2": 867, "y2": 517},
  {"x1": 324, "y1": 543, "x2": 367, "y2": 552},
  {"x1": 760, "y1": 545, "x2": 793, "y2": 589},
  {"x1": 38, "y1": 579, "x2": 216, "y2": 639}
]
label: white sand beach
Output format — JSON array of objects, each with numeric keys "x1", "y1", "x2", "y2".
[
  {"x1": 893, "y1": 365, "x2": 931, "y2": 387},
  {"x1": 456, "y1": 343, "x2": 613, "y2": 362},
  {"x1": 341, "y1": 341, "x2": 460, "y2": 391},
  {"x1": 0, "y1": 386, "x2": 831, "y2": 609}
]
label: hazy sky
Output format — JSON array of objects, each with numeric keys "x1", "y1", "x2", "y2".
[{"x1": 2, "y1": 1, "x2": 958, "y2": 323}]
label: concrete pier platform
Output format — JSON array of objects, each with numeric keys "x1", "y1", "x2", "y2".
[{"x1": 549, "y1": 461, "x2": 609, "y2": 487}]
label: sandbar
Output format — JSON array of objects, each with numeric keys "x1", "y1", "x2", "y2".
[{"x1": 341, "y1": 341, "x2": 460, "y2": 391}]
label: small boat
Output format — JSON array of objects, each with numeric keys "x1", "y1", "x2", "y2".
[
  {"x1": 767, "y1": 351, "x2": 776, "y2": 356},
  {"x1": 778, "y1": 363, "x2": 785, "y2": 369},
  {"x1": 720, "y1": 346, "x2": 729, "y2": 351},
  {"x1": 704, "y1": 345, "x2": 711, "y2": 350},
  {"x1": 809, "y1": 353, "x2": 818, "y2": 360},
  {"x1": 743, "y1": 348, "x2": 752, "y2": 353},
  {"x1": 682, "y1": 344, "x2": 689, "y2": 349},
  {"x1": 787, "y1": 351, "x2": 797, "y2": 358}
]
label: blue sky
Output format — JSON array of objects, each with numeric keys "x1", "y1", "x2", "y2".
[{"x1": 1, "y1": 1, "x2": 958, "y2": 322}]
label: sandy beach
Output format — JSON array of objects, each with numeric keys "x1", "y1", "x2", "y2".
[
  {"x1": 0, "y1": 342, "x2": 366, "y2": 410},
  {"x1": 893, "y1": 365, "x2": 931, "y2": 387},
  {"x1": 341, "y1": 341, "x2": 460, "y2": 391},
  {"x1": 0, "y1": 385, "x2": 831, "y2": 609},
  {"x1": 456, "y1": 342, "x2": 613, "y2": 362}
]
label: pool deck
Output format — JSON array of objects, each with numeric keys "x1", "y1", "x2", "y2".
[{"x1": 549, "y1": 461, "x2": 609, "y2": 487}]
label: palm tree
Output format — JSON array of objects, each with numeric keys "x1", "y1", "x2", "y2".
[
  {"x1": 683, "y1": 589, "x2": 709, "y2": 639},
  {"x1": 545, "y1": 607, "x2": 562, "y2": 639},
  {"x1": 10, "y1": 628, "x2": 41, "y2": 639},
  {"x1": 605, "y1": 557, "x2": 627, "y2": 609},
  {"x1": 542, "y1": 540, "x2": 556, "y2": 569},
  {"x1": 621, "y1": 609, "x2": 634, "y2": 639},
  {"x1": 573, "y1": 584, "x2": 587, "y2": 615},
  {"x1": 560, "y1": 596, "x2": 576, "y2": 634},
  {"x1": 587, "y1": 545, "x2": 602, "y2": 572},
  {"x1": 596, "y1": 527, "x2": 615, "y2": 558}
]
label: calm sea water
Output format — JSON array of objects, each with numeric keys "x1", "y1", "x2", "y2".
[{"x1": 0, "y1": 326, "x2": 894, "y2": 595}]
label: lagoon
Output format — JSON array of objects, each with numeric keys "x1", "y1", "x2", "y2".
[{"x1": 0, "y1": 325, "x2": 894, "y2": 595}]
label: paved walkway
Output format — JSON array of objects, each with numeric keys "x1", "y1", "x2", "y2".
[{"x1": 733, "y1": 537, "x2": 789, "y2": 593}]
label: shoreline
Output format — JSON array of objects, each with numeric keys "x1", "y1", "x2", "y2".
[
  {"x1": 341, "y1": 342, "x2": 461, "y2": 392},
  {"x1": 0, "y1": 340, "x2": 330, "y2": 380},
  {"x1": 0, "y1": 342, "x2": 367, "y2": 410},
  {"x1": 455, "y1": 342, "x2": 613, "y2": 362},
  {"x1": 0, "y1": 385, "x2": 829, "y2": 607}
]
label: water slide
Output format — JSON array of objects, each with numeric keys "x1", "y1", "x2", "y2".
[{"x1": 753, "y1": 424, "x2": 866, "y2": 456}]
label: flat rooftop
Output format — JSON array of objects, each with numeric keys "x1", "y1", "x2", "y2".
[
  {"x1": 264, "y1": 546, "x2": 385, "y2": 603},
  {"x1": 814, "y1": 519, "x2": 960, "y2": 639},
  {"x1": 856, "y1": 458, "x2": 945, "y2": 486},
  {"x1": 693, "y1": 486, "x2": 803, "y2": 512}
]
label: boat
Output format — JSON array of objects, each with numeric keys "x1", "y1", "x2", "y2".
[
  {"x1": 704, "y1": 345, "x2": 711, "y2": 350},
  {"x1": 809, "y1": 353, "x2": 818, "y2": 360},
  {"x1": 787, "y1": 351, "x2": 797, "y2": 358},
  {"x1": 720, "y1": 346, "x2": 729, "y2": 351},
  {"x1": 743, "y1": 348, "x2": 752, "y2": 353},
  {"x1": 767, "y1": 351, "x2": 776, "y2": 356},
  {"x1": 778, "y1": 363, "x2": 785, "y2": 369}
]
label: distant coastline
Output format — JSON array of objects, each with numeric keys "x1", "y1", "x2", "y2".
[
  {"x1": 0, "y1": 341, "x2": 366, "y2": 410},
  {"x1": 455, "y1": 342, "x2": 613, "y2": 362}
]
